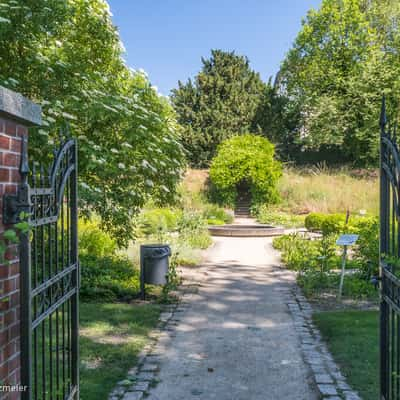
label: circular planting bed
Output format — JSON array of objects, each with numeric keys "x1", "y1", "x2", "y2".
[{"x1": 208, "y1": 224, "x2": 284, "y2": 237}]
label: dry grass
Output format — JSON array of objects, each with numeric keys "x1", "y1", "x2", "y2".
[
  {"x1": 182, "y1": 169, "x2": 209, "y2": 193},
  {"x1": 182, "y1": 167, "x2": 379, "y2": 216},
  {"x1": 279, "y1": 167, "x2": 378, "y2": 215}
]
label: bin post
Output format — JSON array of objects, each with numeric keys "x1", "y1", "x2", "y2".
[{"x1": 140, "y1": 245, "x2": 146, "y2": 300}]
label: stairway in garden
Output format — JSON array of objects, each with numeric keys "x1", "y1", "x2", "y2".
[{"x1": 235, "y1": 190, "x2": 251, "y2": 218}]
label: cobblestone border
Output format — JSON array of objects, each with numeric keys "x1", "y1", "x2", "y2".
[
  {"x1": 108, "y1": 281, "x2": 198, "y2": 400},
  {"x1": 288, "y1": 287, "x2": 362, "y2": 400}
]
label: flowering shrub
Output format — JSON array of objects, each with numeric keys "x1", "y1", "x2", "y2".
[{"x1": 0, "y1": 0, "x2": 185, "y2": 245}]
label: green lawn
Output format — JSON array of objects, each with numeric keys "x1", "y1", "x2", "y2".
[
  {"x1": 80, "y1": 302, "x2": 161, "y2": 400},
  {"x1": 313, "y1": 310, "x2": 379, "y2": 400}
]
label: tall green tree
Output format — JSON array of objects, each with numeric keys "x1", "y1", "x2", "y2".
[
  {"x1": 171, "y1": 50, "x2": 266, "y2": 167},
  {"x1": 278, "y1": 0, "x2": 400, "y2": 166},
  {"x1": 0, "y1": 0, "x2": 185, "y2": 245},
  {"x1": 252, "y1": 80, "x2": 302, "y2": 162}
]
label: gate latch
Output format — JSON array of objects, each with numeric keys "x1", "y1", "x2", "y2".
[{"x1": 3, "y1": 186, "x2": 30, "y2": 225}]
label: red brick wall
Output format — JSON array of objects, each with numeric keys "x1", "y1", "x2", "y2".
[{"x1": 0, "y1": 118, "x2": 27, "y2": 399}]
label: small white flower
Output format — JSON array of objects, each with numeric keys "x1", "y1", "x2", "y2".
[{"x1": 80, "y1": 182, "x2": 90, "y2": 190}]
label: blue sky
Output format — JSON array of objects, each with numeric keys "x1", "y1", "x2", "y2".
[{"x1": 107, "y1": 0, "x2": 322, "y2": 95}]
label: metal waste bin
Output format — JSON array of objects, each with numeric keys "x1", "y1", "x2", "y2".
[{"x1": 140, "y1": 244, "x2": 171, "y2": 299}]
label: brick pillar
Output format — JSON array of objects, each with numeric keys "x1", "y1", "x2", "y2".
[{"x1": 0, "y1": 87, "x2": 41, "y2": 399}]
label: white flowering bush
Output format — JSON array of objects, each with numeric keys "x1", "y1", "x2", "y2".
[{"x1": 0, "y1": 0, "x2": 186, "y2": 245}]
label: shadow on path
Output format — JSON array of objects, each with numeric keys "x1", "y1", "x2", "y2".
[{"x1": 146, "y1": 237, "x2": 318, "y2": 400}]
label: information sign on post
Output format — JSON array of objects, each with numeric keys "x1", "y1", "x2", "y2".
[{"x1": 336, "y1": 234, "x2": 359, "y2": 300}]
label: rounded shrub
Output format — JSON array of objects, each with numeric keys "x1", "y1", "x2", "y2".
[
  {"x1": 209, "y1": 134, "x2": 282, "y2": 206},
  {"x1": 304, "y1": 213, "x2": 327, "y2": 232}
]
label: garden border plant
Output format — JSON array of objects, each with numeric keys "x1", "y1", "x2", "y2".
[{"x1": 274, "y1": 212, "x2": 379, "y2": 301}]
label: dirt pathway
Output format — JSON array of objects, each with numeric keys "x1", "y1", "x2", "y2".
[{"x1": 146, "y1": 236, "x2": 318, "y2": 400}]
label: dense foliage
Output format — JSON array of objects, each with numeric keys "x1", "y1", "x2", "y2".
[
  {"x1": 209, "y1": 134, "x2": 282, "y2": 206},
  {"x1": 274, "y1": 212, "x2": 379, "y2": 299},
  {"x1": 171, "y1": 50, "x2": 266, "y2": 167},
  {"x1": 0, "y1": 0, "x2": 185, "y2": 245},
  {"x1": 274, "y1": 0, "x2": 400, "y2": 166},
  {"x1": 80, "y1": 254, "x2": 139, "y2": 302}
]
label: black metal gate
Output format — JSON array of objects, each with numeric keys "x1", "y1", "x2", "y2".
[
  {"x1": 380, "y1": 97, "x2": 400, "y2": 400},
  {"x1": 4, "y1": 134, "x2": 79, "y2": 399}
]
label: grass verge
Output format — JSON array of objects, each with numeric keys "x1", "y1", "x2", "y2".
[
  {"x1": 80, "y1": 302, "x2": 161, "y2": 400},
  {"x1": 313, "y1": 310, "x2": 379, "y2": 400}
]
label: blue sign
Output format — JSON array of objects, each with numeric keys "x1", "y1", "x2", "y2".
[{"x1": 336, "y1": 234, "x2": 359, "y2": 246}]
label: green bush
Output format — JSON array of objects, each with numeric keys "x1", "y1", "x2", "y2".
[
  {"x1": 321, "y1": 214, "x2": 348, "y2": 235},
  {"x1": 255, "y1": 205, "x2": 305, "y2": 228},
  {"x1": 304, "y1": 212, "x2": 379, "y2": 277},
  {"x1": 304, "y1": 213, "x2": 327, "y2": 231},
  {"x1": 298, "y1": 271, "x2": 377, "y2": 300},
  {"x1": 177, "y1": 211, "x2": 212, "y2": 249},
  {"x1": 305, "y1": 212, "x2": 347, "y2": 234},
  {"x1": 352, "y1": 216, "x2": 379, "y2": 278},
  {"x1": 297, "y1": 270, "x2": 335, "y2": 297},
  {"x1": 209, "y1": 134, "x2": 282, "y2": 207},
  {"x1": 79, "y1": 219, "x2": 117, "y2": 258},
  {"x1": 304, "y1": 212, "x2": 370, "y2": 235},
  {"x1": 273, "y1": 233, "x2": 319, "y2": 271},
  {"x1": 80, "y1": 254, "x2": 139, "y2": 302},
  {"x1": 201, "y1": 204, "x2": 233, "y2": 225},
  {"x1": 274, "y1": 233, "x2": 337, "y2": 273},
  {"x1": 139, "y1": 208, "x2": 181, "y2": 236},
  {"x1": 275, "y1": 216, "x2": 379, "y2": 300}
]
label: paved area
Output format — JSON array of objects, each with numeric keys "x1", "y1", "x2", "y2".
[{"x1": 146, "y1": 236, "x2": 319, "y2": 400}]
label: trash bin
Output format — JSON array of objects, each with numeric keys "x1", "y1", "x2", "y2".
[{"x1": 141, "y1": 244, "x2": 171, "y2": 285}]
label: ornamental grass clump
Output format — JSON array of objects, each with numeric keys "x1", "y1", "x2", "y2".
[{"x1": 209, "y1": 134, "x2": 282, "y2": 207}]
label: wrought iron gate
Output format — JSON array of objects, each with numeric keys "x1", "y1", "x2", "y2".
[
  {"x1": 380, "y1": 97, "x2": 400, "y2": 400},
  {"x1": 4, "y1": 134, "x2": 79, "y2": 399}
]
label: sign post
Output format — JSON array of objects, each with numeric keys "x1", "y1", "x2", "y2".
[{"x1": 336, "y1": 234, "x2": 359, "y2": 300}]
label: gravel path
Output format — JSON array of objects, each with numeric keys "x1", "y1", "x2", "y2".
[{"x1": 145, "y1": 236, "x2": 319, "y2": 400}]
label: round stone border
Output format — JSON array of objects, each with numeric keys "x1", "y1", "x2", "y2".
[
  {"x1": 288, "y1": 287, "x2": 362, "y2": 400},
  {"x1": 208, "y1": 224, "x2": 284, "y2": 237}
]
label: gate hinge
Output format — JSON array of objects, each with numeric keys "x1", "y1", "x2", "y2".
[{"x1": 3, "y1": 186, "x2": 31, "y2": 225}]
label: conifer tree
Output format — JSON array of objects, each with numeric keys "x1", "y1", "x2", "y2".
[{"x1": 171, "y1": 50, "x2": 266, "y2": 167}]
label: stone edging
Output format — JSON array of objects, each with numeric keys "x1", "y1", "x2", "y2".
[
  {"x1": 108, "y1": 281, "x2": 197, "y2": 400},
  {"x1": 288, "y1": 287, "x2": 362, "y2": 400}
]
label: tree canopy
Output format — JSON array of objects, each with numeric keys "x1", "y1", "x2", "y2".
[
  {"x1": 275, "y1": 0, "x2": 400, "y2": 166},
  {"x1": 0, "y1": 0, "x2": 185, "y2": 245},
  {"x1": 171, "y1": 50, "x2": 266, "y2": 167}
]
